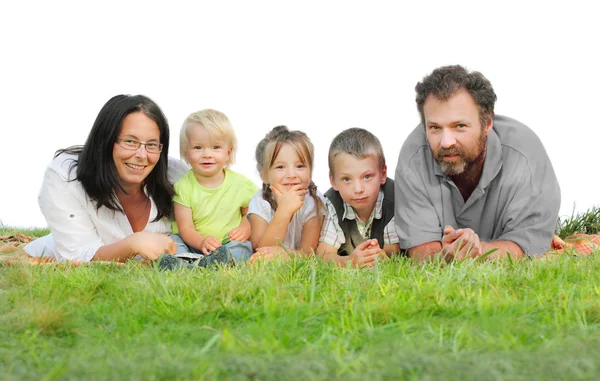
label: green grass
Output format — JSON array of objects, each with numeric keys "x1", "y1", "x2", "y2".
[
  {"x1": 3, "y1": 210, "x2": 600, "y2": 381},
  {"x1": 2, "y1": 253, "x2": 600, "y2": 380},
  {"x1": 0, "y1": 226, "x2": 50, "y2": 238},
  {"x1": 557, "y1": 205, "x2": 600, "y2": 238}
]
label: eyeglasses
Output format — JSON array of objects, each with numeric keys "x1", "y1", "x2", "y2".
[{"x1": 116, "y1": 138, "x2": 163, "y2": 153}]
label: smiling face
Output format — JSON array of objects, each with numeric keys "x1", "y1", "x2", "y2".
[
  {"x1": 112, "y1": 112, "x2": 161, "y2": 192},
  {"x1": 264, "y1": 142, "x2": 311, "y2": 193},
  {"x1": 330, "y1": 152, "x2": 386, "y2": 220},
  {"x1": 424, "y1": 88, "x2": 492, "y2": 177},
  {"x1": 184, "y1": 123, "x2": 232, "y2": 185}
]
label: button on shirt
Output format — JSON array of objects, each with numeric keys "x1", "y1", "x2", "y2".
[
  {"x1": 394, "y1": 115, "x2": 561, "y2": 256},
  {"x1": 320, "y1": 190, "x2": 399, "y2": 249}
]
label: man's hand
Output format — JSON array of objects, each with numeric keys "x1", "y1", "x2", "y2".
[
  {"x1": 348, "y1": 239, "x2": 387, "y2": 268},
  {"x1": 442, "y1": 226, "x2": 483, "y2": 260}
]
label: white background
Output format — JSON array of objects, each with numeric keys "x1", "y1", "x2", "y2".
[{"x1": 1, "y1": 1, "x2": 598, "y2": 228}]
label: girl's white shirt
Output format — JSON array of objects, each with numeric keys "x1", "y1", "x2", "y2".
[
  {"x1": 248, "y1": 188, "x2": 326, "y2": 250},
  {"x1": 24, "y1": 153, "x2": 188, "y2": 262}
]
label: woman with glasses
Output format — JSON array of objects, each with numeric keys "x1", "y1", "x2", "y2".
[{"x1": 25, "y1": 94, "x2": 188, "y2": 262}]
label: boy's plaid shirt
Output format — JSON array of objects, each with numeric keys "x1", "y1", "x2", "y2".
[{"x1": 319, "y1": 190, "x2": 399, "y2": 249}]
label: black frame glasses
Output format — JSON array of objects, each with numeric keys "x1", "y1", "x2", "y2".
[{"x1": 115, "y1": 138, "x2": 163, "y2": 153}]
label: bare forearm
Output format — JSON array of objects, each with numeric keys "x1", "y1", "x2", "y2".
[
  {"x1": 480, "y1": 241, "x2": 524, "y2": 259},
  {"x1": 316, "y1": 242, "x2": 348, "y2": 265},
  {"x1": 179, "y1": 227, "x2": 206, "y2": 251},
  {"x1": 329, "y1": 253, "x2": 354, "y2": 266},
  {"x1": 92, "y1": 238, "x2": 135, "y2": 262},
  {"x1": 298, "y1": 217, "x2": 323, "y2": 255},
  {"x1": 257, "y1": 210, "x2": 292, "y2": 247},
  {"x1": 407, "y1": 242, "x2": 445, "y2": 262},
  {"x1": 383, "y1": 244, "x2": 400, "y2": 257},
  {"x1": 238, "y1": 215, "x2": 251, "y2": 230},
  {"x1": 315, "y1": 247, "x2": 341, "y2": 264},
  {"x1": 93, "y1": 232, "x2": 175, "y2": 262}
]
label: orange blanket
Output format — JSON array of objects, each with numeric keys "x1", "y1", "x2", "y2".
[
  {"x1": 0, "y1": 233, "x2": 125, "y2": 266},
  {"x1": 550, "y1": 234, "x2": 600, "y2": 256}
]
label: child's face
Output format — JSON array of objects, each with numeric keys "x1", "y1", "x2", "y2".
[
  {"x1": 185, "y1": 124, "x2": 232, "y2": 181},
  {"x1": 265, "y1": 143, "x2": 311, "y2": 192},
  {"x1": 329, "y1": 152, "x2": 386, "y2": 218}
]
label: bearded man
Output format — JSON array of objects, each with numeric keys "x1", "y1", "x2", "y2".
[{"x1": 395, "y1": 65, "x2": 561, "y2": 261}]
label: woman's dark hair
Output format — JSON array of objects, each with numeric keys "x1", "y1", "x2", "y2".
[{"x1": 56, "y1": 94, "x2": 174, "y2": 221}]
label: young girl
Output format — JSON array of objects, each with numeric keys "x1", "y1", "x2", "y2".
[
  {"x1": 171, "y1": 109, "x2": 258, "y2": 266},
  {"x1": 248, "y1": 125, "x2": 325, "y2": 261}
]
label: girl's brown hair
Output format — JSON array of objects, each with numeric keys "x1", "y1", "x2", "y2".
[{"x1": 255, "y1": 125, "x2": 324, "y2": 216}]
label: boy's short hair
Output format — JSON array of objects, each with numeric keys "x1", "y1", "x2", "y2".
[
  {"x1": 179, "y1": 109, "x2": 237, "y2": 166},
  {"x1": 328, "y1": 128, "x2": 386, "y2": 175}
]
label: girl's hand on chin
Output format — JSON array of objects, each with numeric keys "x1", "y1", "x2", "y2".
[{"x1": 271, "y1": 185, "x2": 306, "y2": 216}]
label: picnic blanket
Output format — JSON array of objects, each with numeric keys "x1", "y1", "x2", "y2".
[
  {"x1": 0, "y1": 232, "x2": 35, "y2": 253},
  {"x1": 550, "y1": 234, "x2": 600, "y2": 256},
  {"x1": 0, "y1": 233, "x2": 125, "y2": 266}
]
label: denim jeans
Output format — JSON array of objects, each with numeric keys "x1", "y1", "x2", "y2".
[{"x1": 170, "y1": 234, "x2": 253, "y2": 264}]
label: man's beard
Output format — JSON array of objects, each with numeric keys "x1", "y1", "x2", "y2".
[{"x1": 434, "y1": 132, "x2": 487, "y2": 177}]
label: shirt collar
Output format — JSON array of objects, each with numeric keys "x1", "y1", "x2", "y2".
[
  {"x1": 478, "y1": 127, "x2": 502, "y2": 189},
  {"x1": 342, "y1": 189, "x2": 384, "y2": 221}
]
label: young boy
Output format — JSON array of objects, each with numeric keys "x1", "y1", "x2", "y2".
[
  {"x1": 170, "y1": 109, "x2": 258, "y2": 267},
  {"x1": 316, "y1": 128, "x2": 399, "y2": 267}
]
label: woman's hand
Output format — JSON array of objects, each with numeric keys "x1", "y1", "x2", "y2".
[{"x1": 128, "y1": 232, "x2": 177, "y2": 261}]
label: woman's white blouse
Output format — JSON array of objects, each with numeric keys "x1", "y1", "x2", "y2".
[{"x1": 24, "y1": 153, "x2": 188, "y2": 262}]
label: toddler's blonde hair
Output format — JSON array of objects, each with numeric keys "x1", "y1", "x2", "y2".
[{"x1": 180, "y1": 109, "x2": 237, "y2": 166}]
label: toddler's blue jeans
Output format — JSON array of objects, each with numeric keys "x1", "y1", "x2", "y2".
[{"x1": 170, "y1": 234, "x2": 253, "y2": 264}]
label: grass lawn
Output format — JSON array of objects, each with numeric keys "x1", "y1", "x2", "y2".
[{"x1": 1, "y1": 210, "x2": 600, "y2": 381}]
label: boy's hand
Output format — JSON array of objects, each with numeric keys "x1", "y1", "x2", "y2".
[
  {"x1": 271, "y1": 185, "x2": 306, "y2": 217},
  {"x1": 442, "y1": 225, "x2": 483, "y2": 259},
  {"x1": 200, "y1": 236, "x2": 222, "y2": 255},
  {"x1": 348, "y1": 239, "x2": 387, "y2": 268}
]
